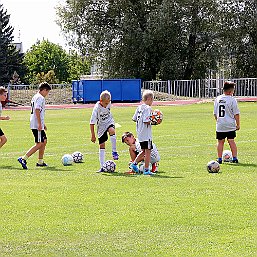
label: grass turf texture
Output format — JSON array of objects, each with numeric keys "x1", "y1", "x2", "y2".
[{"x1": 0, "y1": 102, "x2": 256, "y2": 256}]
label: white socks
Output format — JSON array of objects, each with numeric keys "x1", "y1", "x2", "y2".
[
  {"x1": 99, "y1": 149, "x2": 105, "y2": 167},
  {"x1": 110, "y1": 134, "x2": 117, "y2": 152}
]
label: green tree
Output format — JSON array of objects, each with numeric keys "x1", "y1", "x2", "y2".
[
  {"x1": 0, "y1": 4, "x2": 23, "y2": 85},
  {"x1": 56, "y1": 0, "x2": 221, "y2": 80},
  {"x1": 23, "y1": 40, "x2": 70, "y2": 84},
  {"x1": 68, "y1": 50, "x2": 90, "y2": 81},
  {"x1": 214, "y1": 0, "x2": 257, "y2": 78}
]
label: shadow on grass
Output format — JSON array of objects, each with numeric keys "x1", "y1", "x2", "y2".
[
  {"x1": 0, "y1": 165, "x2": 67, "y2": 172},
  {"x1": 41, "y1": 166, "x2": 68, "y2": 171},
  {"x1": 0, "y1": 165, "x2": 20, "y2": 170},
  {"x1": 226, "y1": 162, "x2": 257, "y2": 168},
  {"x1": 100, "y1": 170, "x2": 184, "y2": 179}
]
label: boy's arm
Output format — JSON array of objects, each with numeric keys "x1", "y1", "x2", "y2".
[
  {"x1": 35, "y1": 109, "x2": 42, "y2": 130},
  {"x1": 235, "y1": 114, "x2": 240, "y2": 130},
  {"x1": 90, "y1": 124, "x2": 96, "y2": 143}
]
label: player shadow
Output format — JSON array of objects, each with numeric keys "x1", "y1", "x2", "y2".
[
  {"x1": 0, "y1": 165, "x2": 19, "y2": 170},
  {"x1": 0, "y1": 165, "x2": 67, "y2": 172},
  {"x1": 38, "y1": 166, "x2": 68, "y2": 171},
  {"x1": 226, "y1": 162, "x2": 257, "y2": 167},
  {"x1": 101, "y1": 171, "x2": 184, "y2": 179}
]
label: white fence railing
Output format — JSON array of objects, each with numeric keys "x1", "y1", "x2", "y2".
[
  {"x1": 142, "y1": 78, "x2": 257, "y2": 98},
  {"x1": 6, "y1": 84, "x2": 72, "y2": 105}
]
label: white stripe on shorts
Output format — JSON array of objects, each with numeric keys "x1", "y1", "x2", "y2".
[{"x1": 38, "y1": 130, "x2": 42, "y2": 142}]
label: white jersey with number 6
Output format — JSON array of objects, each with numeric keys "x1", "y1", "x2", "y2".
[
  {"x1": 30, "y1": 92, "x2": 45, "y2": 129},
  {"x1": 214, "y1": 94, "x2": 240, "y2": 132}
]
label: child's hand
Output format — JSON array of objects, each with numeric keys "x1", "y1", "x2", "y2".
[
  {"x1": 236, "y1": 125, "x2": 240, "y2": 130},
  {"x1": 91, "y1": 135, "x2": 96, "y2": 143}
]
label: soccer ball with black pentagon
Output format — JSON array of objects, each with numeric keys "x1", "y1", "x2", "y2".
[
  {"x1": 150, "y1": 109, "x2": 163, "y2": 125},
  {"x1": 62, "y1": 154, "x2": 73, "y2": 166},
  {"x1": 207, "y1": 160, "x2": 220, "y2": 173},
  {"x1": 102, "y1": 160, "x2": 116, "y2": 173},
  {"x1": 72, "y1": 151, "x2": 84, "y2": 163}
]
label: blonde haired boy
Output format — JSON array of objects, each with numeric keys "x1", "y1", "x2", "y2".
[
  {"x1": 90, "y1": 90, "x2": 119, "y2": 172},
  {"x1": 130, "y1": 90, "x2": 155, "y2": 175}
]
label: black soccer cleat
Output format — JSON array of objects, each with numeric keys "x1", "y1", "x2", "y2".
[{"x1": 36, "y1": 162, "x2": 48, "y2": 167}]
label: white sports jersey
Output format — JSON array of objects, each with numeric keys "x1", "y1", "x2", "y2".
[
  {"x1": 30, "y1": 92, "x2": 46, "y2": 129},
  {"x1": 132, "y1": 103, "x2": 152, "y2": 142},
  {"x1": 90, "y1": 101, "x2": 115, "y2": 138},
  {"x1": 214, "y1": 94, "x2": 240, "y2": 132},
  {"x1": 135, "y1": 138, "x2": 160, "y2": 163}
]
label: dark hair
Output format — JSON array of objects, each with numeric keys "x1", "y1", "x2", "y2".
[
  {"x1": 39, "y1": 82, "x2": 51, "y2": 91},
  {"x1": 0, "y1": 86, "x2": 7, "y2": 95},
  {"x1": 121, "y1": 131, "x2": 134, "y2": 143},
  {"x1": 223, "y1": 81, "x2": 235, "y2": 92}
]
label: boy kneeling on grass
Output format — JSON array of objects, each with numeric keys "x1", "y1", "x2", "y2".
[{"x1": 122, "y1": 131, "x2": 160, "y2": 174}]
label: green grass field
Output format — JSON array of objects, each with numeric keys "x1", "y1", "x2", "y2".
[{"x1": 0, "y1": 102, "x2": 256, "y2": 257}]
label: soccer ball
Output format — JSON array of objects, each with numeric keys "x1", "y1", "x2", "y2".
[
  {"x1": 72, "y1": 151, "x2": 84, "y2": 163},
  {"x1": 150, "y1": 109, "x2": 163, "y2": 125},
  {"x1": 138, "y1": 162, "x2": 152, "y2": 173},
  {"x1": 207, "y1": 160, "x2": 220, "y2": 173},
  {"x1": 62, "y1": 154, "x2": 73, "y2": 166},
  {"x1": 222, "y1": 150, "x2": 232, "y2": 162},
  {"x1": 102, "y1": 160, "x2": 116, "y2": 173}
]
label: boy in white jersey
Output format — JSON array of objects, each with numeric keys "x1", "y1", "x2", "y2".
[
  {"x1": 122, "y1": 131, "x2": 160, "y2": 173},
  {"x1": 214, "y1": 81, "x2": 240, "y2": 164},
  {"x1": 0, "y1": 87, "x2": 10, "y2": 148},
  {"x1": 90, "y1": 90, "x2": 119, "y2": 172},
  {"x1": 130, "y1": 90, "x2": 157, "y2": 175},
  {"x1": 18, "y1": 82, "x2": 51, "y2": 169}
]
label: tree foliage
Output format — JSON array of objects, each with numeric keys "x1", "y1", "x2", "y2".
[
  {"x1": 56, "y1": 0, "x2": 257, "y2": 80},
  {"x1": 23, "y1": 40, "x2": 90, "y2": 84},
  {"x1": 0, "y1": 4, "x2": 24, "y2": 85},
  {"x1": 23, "y1": 40, "x2": 70, "y2": 84}
]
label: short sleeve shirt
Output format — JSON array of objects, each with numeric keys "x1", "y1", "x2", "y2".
[{"x1": 214, "y1": 94, "x2": 240, "y2": 132}]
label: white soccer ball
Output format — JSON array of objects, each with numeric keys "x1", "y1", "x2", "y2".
[
  {"x1": 138, "y1": 162, "x2": 152, "y2": 173},
  {"x1": 72, "y1": 151, "x2": 84, "y2": 163},
  {"x1": 61, "y1": 154, "x2": 73, "y2": 166},
  {"x1": 207, "y1": 160, "x2": 220, "y2": 173},
  {"x1": 222, "y1": 150, "x2": 232, "y2": 162},
  {"x1": 102, "y1": 160, "x2": 116, "y2": 173}
]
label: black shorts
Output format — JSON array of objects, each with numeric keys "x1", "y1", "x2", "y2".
[
  {"x1": 0, "y1": 128, "x2": 4, "y2": 136},
  {"x1": 32, "y1": 129, "x2": 47, "y2": 143},
  {"x1": 140, "y1": 140, "x2": 153, "y2": 150},
  {"x1": 216, "y1": 131, "x2": 236, "y2": 140},
  {"x1": 98, "y1": 124, "x2": 115, "y2": 144}
]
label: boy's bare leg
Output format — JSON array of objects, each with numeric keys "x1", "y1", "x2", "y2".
[
  {"x1": 217, "y1": 139, "x2": 225, "y2": 158},
  {"x1": 144, "y1": 149, "x2": 151, "y2": 170},
  {"x1": 228, "y1": 139, "x2": 237, "y2": 157},
  {"x1": 25, "y1": 142, "x2": 43, "y2": 158},
  {"x1": 38, "y1": 140, "x2": 47, "y2": 159}
]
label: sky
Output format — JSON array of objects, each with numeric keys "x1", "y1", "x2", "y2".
[{"x1": 0, "y1": 0, "x2": 67, "y2": 52}]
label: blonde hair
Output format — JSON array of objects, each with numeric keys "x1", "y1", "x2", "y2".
[
  {"x1": 142, "y1": 90, "x2": 154, "y2": 102},
  {"x1": 100, "y1": 90, "x2": 111, "y2": 101}
]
